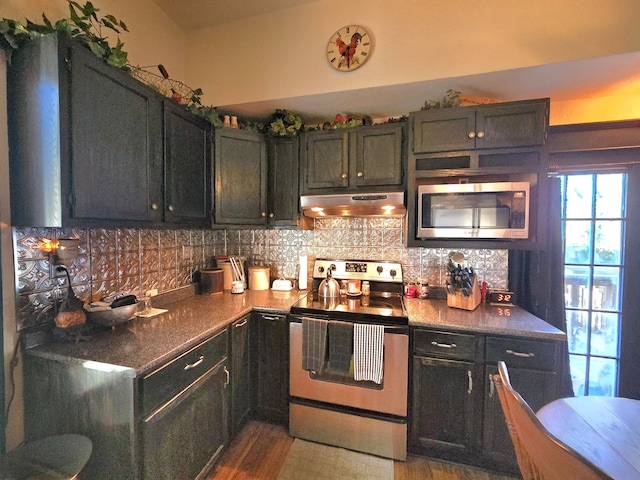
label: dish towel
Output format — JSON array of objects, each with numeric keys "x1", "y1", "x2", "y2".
[
  {"x1": 353, "y1": 323, "x2": 385, "y2": 384},
  {"x1": 302, "y1": 317, "x2": 328, "y2": 374},
  {"x1": 328, "y1": 320, "x2": 354, "y2": 375}
]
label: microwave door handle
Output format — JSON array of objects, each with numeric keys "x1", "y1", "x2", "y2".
[{"x1": 472, "y1": 207, "x2": 480, "y2": 229}]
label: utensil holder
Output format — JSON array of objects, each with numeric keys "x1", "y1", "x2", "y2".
[{"x1": 447, "y1": 277, "x2": 481, "y2": 311}]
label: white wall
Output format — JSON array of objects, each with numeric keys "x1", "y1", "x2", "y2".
[{"x1": 184, "y1": 0, "x2": 640, "y2": 122}]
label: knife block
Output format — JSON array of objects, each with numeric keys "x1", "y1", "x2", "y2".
[{"x1": 447, "y1": 277, "x2": 481, "y2": 311}]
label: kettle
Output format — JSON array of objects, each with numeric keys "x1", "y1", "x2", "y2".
[{"x1": 318, "y1": 269, "x2": 340, "y2": 298}]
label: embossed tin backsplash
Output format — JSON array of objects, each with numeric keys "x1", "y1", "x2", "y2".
[{"x1": 14, "y1": 217, "x2": 508, "y2": 330}]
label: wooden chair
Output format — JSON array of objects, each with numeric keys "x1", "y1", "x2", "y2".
[{"x1": 493, "y1": 361, "x2": 612, "y2": 480}]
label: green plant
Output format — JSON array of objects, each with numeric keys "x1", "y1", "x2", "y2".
[
  {"x1": 0, "y1": 1, "x2": 129, "y2": 67},
  {"x1": 421, "y1": 89, "x2": 461, "y2": 110},
  {"x1": 268, "y1": 109, "x2": 304, "y2": 136}
]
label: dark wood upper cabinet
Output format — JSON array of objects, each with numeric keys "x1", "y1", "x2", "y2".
[
  {"x1": 214, "y1": 128, "x2": 267, "y2": 225},
  {"x1": 8, "y1": 33, "x2": 210, "y2": 229},
  {"x1": 301, "y1": 123, "x2": 405, "y2": 194},
  {"x1": 268, "y1": 136, "x2": 300, "y2": 226},
  {"x1": 412, "y1": 99, "x2": 549, "y2": 154},
  {"x1": 163, "y1": 101, "x2": 212, "y2": 227}
]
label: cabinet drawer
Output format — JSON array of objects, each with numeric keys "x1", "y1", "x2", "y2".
[
  {"x1": 413, "y1": 330, "x2": 476, "y2": 361},
  {"x1": 141, "y1": 329, "x2": 228, "y2": 416},
  {"x1": 485, "y1": 336, "x2": 557, "y2": 371}
]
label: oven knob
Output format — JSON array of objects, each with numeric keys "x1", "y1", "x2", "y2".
[
  {"x1": 318, "y1": 266, "x2": 325, "y2": 273},
  {"x1": 390, "y1": 269, "x2": 397, "y2": 278},
  {"x1": 376, "y1": 266, "x2": 383, "y2": 274},
  {"x1": 330, "y1": 264, "x2": 336, "y2": 271}
]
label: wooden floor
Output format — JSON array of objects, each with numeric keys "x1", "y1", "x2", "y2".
[{"x1": 208, "y1": 421, "x2": 520, "y2": 480}]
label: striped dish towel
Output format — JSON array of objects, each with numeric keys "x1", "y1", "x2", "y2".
[
  {"x1": 353, "y1": 323, "x2": 384, "y2": 384},
  {"x1": 302, "y1": 317, "x2": 328, "y2": 374}
]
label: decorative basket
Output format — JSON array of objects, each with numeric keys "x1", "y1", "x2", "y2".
[{"x1": 130, "y1": 66, "x2": 196, "y2": 105}]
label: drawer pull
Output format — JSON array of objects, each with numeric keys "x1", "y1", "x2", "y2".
[
  {"x1": 467, "y1": 370, "x2": 473, "y2": 394},
  {"x1": 235, "y1": 318, "x2": 248, "y2": 328},
  {"x1": 184, "y1": 355, "x2": 204, "y2": 370},
  {"x1": 431, "y1": 341, "x2": 457, "y2": 349},
  {"x1": 506, "y1": 349, "x2": 535, "y2": 358},
  {"x1": 263, "y1": 315, "x2": 282, "y2": 321},
  {"x1": 489, "y1": 374, "x2": 495, "y2": 397},
  {"x1": 224, "y1": 366, "x2": 230, "y2": 387}
]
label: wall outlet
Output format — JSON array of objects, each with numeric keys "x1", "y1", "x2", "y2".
[{"x1": 145, "y1": 289, "x2": 158, "y2": 297}]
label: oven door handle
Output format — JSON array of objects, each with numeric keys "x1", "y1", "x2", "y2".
[{"x1": 288, "y1": 315, "x2": 408, "y2": 334}]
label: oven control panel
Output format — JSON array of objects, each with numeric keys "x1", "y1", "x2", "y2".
[{"x1": 313, "y1": 259, "x2": 403, "y2": 283}]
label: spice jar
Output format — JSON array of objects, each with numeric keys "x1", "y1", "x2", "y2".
[
  {"x1": 417, "y1": 279, "x2": 429, "y2": 299},
  {"x1": 404, "y1": 282, "x2": 417, "y2": 298},
  {"x1": 362, "y1": 281, "x2": 370, "y2": 296}
]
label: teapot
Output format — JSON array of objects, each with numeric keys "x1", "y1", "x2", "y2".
[{"x1": 318, "y1": 269, "x2": 340, "y2": 298}]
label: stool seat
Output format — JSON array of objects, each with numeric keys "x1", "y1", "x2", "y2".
[{"x1": 0, "y1": 434, "x2": 92, "y2": 479}]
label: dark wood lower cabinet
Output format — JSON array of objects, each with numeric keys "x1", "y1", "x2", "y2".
[
  {"x1": 255, "y1": 312, "x2": 289, "y2": 425},
  {"x1": 230, "y1": 315, "x2": 253, "y2": 436},
  {"x1": 409, "y1": 328, "x2": 561, "y2": 475},
  {"x1": 142, "y1": 361, "x2": 229, "y2": 480}
]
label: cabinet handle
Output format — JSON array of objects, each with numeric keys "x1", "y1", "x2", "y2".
[
  {"x1": 151, "y1": 203, "x2": 159, "y2": 211},
  {"x1": 269, "y1": 213, "x2": 274, "y2": 218},
  {"x1": 261, "y1": 212, "x2": 266, "y2": 217},
  {"x1": 341, "y1": 173, "x2": 348, "y2": 179},
  {"x1": 168, "y1": 205, "x2": 175, "y2": 212},
  {"x1": 506, "y1": 349, "x2": 535, "y2": 358},
  {"x1": 468, "y1": 131, "x2": 476, "y2": 139},
  {"x1": 224, "y1": 366, "x2": 230, "y2": 387},
  {"x1": 489, "y1": 374, "x2": 495, "y2": 397},
  {"x1": 467, "y1": 370, "x2": 473, "y2": 394},
  {"x1": 262, "y1": 315, "x2": 281, "y2": 321},
  {"x1": 357, "y1": 171, "x2": 364, "y2": 178},
  {"x1": 477, "y1": 131, "x2": 485, "y2": 139},
  {"x1": 431, "y1": 341, "x2": 457, "y2": 349},
  {"x1": 184, "y1": 355, "x2": 204, "y2": 370},
  {"x1": 235, "y1": 318, "x2": 248, "y2": 328}
]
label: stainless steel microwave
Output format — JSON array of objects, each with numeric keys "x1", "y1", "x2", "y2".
[{"x1": 417, "y1": 181, "x2": 530, "y2": 239}]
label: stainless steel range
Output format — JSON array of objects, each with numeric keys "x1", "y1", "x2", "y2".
[{"x1": 289, "y1": 259, "x2": 408, "y2": 460}]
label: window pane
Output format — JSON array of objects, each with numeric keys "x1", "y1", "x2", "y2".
[
  {"x1": 594, "y1": 220, "x2": 622, "y2": 265},
  {"x1": 595, "y1": 173, "x2": 624, "y2": 218},
  {"x1": 564, "y1": 220, "x2": 592, "y2": 264},
  {"x1": 590, "y1": 312, "x2": 620, "y2": 358},
  {"x1": 570, "y1": 354, "x2": 587, "y2": 396},
  {"x1": 565, "y1": 175, "x2": 593, "y2": 218},
  {"x1": 567, "y1": 310, "x2": 589, "y2": 354},
  {"x1": 564, "y1": 265, "x2": 591, "y2": 308},
  {"x1": 587, "y1": 357, "x2": 617, "y2": 397},
  {"x1": 593, "y1": 266, "x2": 621, "y2": 311}
]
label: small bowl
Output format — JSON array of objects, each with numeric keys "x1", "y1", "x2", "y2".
[{"x1": 85, "y1": 302, "x2": 138, "y2": 327}]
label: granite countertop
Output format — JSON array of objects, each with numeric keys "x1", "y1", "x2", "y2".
[
  {"x1": 25, "y1": 288, "x2": 565, "y2": 377},
  {"x1": 25, "y1": 289, "x2": 308, "y2": 377},
  {"x1": 404, "y1": 297, "x2": 566, "y2": 340}
]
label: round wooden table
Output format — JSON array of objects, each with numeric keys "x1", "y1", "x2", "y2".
[{"x1": 537, "y1": 396, "x2": 640, "y2": 479}]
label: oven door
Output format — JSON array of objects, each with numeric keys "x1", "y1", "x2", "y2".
[{"x1": 289, "y1": 320, "x2": 408, "y2": 417}]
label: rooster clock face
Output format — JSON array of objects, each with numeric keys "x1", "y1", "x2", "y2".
[{"x1": 326, "y1": 25, "x2": 372, "y2": 71}]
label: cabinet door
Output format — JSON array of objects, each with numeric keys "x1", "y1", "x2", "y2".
[
  {"x1": 304, "y1": 130, "x2": 349, "y2": 190},
  {"x1": 412, "y1": 108, "x2": 476, "y2": 154},
  {"x1": 256, "y1": 313, "x2": 289, "y2": 424},
  {"x1": 268, "y1": 137, "x2": 300, "y2": 226},
  {"x1": 69, "y1": 41, "x2": 163, "y2": 225},
  {"x1": 142, "y1": 361, "x2": 229, "y2": 480},
  {"x1": 215, "y1": 129, "x2": 267, "y2": 224},
  {"x1": 355, "y1": 124, "x2": 404, "y2": 187},
  {"x1": 410, "y1": 356, "x2": 477, "y2": 457},
  {"x1": 164, "y1": 102, "x2": 211, "y2": 227},
  {"x1": 483, "y1": 364, "x2": 557, "y2": 468},
  {"x1": 475, "y1": 100, "x2": 548, "y2": 149},
  {"x1": 231, "y1": 315, "x2": 252, "y2": 436}
]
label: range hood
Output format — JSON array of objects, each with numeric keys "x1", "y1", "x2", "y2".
[{"x1": 300, "y1": 192, "x2": 406, "y2": 218}]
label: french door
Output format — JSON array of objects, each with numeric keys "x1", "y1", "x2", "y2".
[{"x1": 560, "y1": 173, "x2": 626, "y2": 396}]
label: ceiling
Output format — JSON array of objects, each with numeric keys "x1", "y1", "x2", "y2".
[{"x1": 151, "y1": 0, "x2": 640, "y2": 123}]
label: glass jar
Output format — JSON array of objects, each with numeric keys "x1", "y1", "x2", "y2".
[
  {"x1": 340, "y1": 280, "x2": 348, "y2": 296},
  {"x1": 417, "y1": 279, "x2": 429, "y2": 299},
  {"x1": 362, "y1": 281, "x2": 370, "y2": 296},
  {"x1": 404, "y1": 282, "x2": 417, "y2": 298}
]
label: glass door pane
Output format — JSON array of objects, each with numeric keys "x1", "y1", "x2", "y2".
[{"x1": 561, "y1": 173, "x2": 625, "y2": 397}]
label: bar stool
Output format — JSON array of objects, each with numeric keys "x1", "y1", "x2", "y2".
[{"x1": 0, "y1": 434, "x2": 92, "y2": 479}]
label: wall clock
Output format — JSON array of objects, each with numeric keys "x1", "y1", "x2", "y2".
[{"x1": 326, "y1": 25, "x2": 372, "y2": 72}]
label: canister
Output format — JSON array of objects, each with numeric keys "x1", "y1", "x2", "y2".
[
  {"x1": 248, "y1": 266, "x2": 270, "y2": 290},
  {"x1": 417, "y1": 279, "x2": 430, "y2": 299},
  {"x1": 199, "y1": 269, "x2": 224, "y2": 295},
  {"x1": 220, "y1": 262, "x2": 233, "y2": 290}
]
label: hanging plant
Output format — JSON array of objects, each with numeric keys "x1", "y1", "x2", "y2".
[{"x1": 0, "y1": 1, "x2": 129, "y2": 67}]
